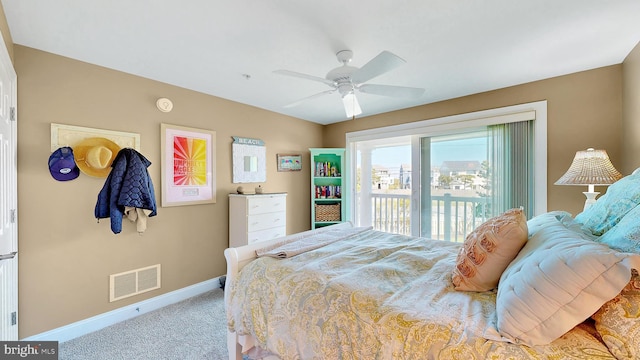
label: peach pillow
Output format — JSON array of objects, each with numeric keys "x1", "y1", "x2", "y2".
[
  {"x1": 452, "y1": 208, "x2": 528, "y2": 292},
  {"x1": 592, "y1": 269, "x2": 640, "y2": 360}
]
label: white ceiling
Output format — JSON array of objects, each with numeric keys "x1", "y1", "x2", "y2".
[{"x1": 2, "y1": 1, "x2": 640, "y2": 125}]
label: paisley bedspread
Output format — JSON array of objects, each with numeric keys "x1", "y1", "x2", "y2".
[{"x1": 227, "y1": 229, "x2": 613, "y2": 359}]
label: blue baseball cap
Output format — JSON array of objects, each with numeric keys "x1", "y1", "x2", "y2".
[{"x1": 48, "y1": 147, "x2": 80, "y2": 181}]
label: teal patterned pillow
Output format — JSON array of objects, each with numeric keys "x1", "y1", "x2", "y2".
[
  {"x1": 575, "y1": 171, "x2": 640, "y2": 236},
  {"x1": 597, "y1": 205, "x2": 640, "y2": 253}
]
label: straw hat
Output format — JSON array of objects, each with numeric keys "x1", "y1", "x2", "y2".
[{"x1": 73, "y1": 137, "x2": 121, "y2": 178}]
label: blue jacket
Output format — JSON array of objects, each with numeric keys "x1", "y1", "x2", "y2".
[{"x1": 95, "y1": 148, "x2": 157, "y2": 234}]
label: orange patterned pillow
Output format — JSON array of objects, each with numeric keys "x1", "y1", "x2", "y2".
[
  {"x1": 452, "y1": 208, "x2": 528, "y2": 292},
  {"x1": 592, "y1": 269, "x2": 640, "y2": 360}
]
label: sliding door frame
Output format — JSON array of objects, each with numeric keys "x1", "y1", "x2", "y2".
[{"x1": 346, "y1": 101, "x2": 547, "y2": 236}]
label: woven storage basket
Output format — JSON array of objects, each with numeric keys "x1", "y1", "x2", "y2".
[{"x1": 315, "y1": 203, "x2": 341, "y2": 222}]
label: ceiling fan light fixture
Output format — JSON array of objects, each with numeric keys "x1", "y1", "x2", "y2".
[{"x1": 342, "y1": 92, "x2": 362, "y2": 118}]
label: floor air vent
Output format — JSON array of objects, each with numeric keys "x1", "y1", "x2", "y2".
[{"x1": 109, "y1": 264, "x2": 161, "y2": 302}]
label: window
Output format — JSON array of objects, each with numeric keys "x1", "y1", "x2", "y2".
[{"x1": 346, "y1": 101, "x2": 547, "y2": 240}]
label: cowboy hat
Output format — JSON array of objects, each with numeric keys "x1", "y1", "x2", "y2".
[{"x1": 73, "y1": 137, "x2": 121, "y2": 178}]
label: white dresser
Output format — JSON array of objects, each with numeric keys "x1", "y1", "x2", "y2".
[{"x1": 228, "y1": 193, "x2": 287, "y2": 248}]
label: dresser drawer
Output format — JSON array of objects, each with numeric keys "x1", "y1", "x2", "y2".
[
  {"x1": 247, "y1": 226, "x2": 286, "y2": 244},
  {"x1": 247, "y1": 211, "x2": 286, "y2": 232},
  {"x1": 247, "y1": 196, "x2": 287, "y2": 215}
]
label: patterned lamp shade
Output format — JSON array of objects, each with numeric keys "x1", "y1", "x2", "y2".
[{"x1": 555, "y1": 148, "x2": 622, "y2": 186}]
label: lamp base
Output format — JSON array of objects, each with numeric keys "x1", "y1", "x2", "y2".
[{"x1": 582, "y1": 191, "x2": 600, "y2": 210}]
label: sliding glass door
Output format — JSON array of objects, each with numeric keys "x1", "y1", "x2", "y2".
[
  {"x1": 420, "y1": 122, "x2": 534, "y2": 242},
  {"x1": 420, "y1": 130, "x2": 490, "y2": 241},
  {"x1": 347, "y1": 102, "x2": 546, "y2": 241}
]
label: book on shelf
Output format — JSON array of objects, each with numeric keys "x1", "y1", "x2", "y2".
[
  {"x1": 315, "y1": 161, "x2": 340, "y2": 177},
  {"x1": 314, "y1": 185, "x2": 341, "y2": 199}
]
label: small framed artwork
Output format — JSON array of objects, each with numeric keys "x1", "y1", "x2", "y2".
[
  {"x1": 277, "y1": 154, "x2": 302, "y2": 172},
  {"x1": 161, "y1": 123, "x2": 216, "y2": 207}
]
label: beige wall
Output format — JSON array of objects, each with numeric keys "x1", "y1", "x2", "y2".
[
  {"x1": 0, "y1": 3, "x2": 13, "y2": 62},
  {"x1": 324, "y1": 65, "x2": 625, "y2": 216},
  {"x1": 15, "y1": 45, "x2": 322, "y2": 338},
  {"x1": 622, "y1": 41, "x2": 640, "y2": 174}
]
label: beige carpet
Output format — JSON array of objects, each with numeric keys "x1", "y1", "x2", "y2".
[{"x1": 59, "y1": 288, "x2": 229, "y2": 360}]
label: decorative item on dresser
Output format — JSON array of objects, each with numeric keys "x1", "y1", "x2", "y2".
[
  {"x1": 310, "y1": 148, "x2": 348, "y2": 229},
  {"x1": 228, "y1": 193, "x2": 287, "y2": 248}
]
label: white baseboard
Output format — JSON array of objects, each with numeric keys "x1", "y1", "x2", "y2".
[{"x1": 22, "y1": 277, "x2": 221, "y2": 343}]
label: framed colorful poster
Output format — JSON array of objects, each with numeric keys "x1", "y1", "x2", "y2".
[{"x1": 161, "y1": 124, "x2": 216, "y2": 207}]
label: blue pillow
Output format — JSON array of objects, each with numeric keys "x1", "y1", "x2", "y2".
[
  {"x1": 575, "y1": 171, "x2": 640, "y2": 236},
  {"x1": 597, "y1": 204, "x2": 640, "y2": 253}
]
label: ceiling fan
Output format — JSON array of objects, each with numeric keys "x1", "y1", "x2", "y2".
[{"x1": 274, "y1": 50, "x2": 425, "y2": 118}]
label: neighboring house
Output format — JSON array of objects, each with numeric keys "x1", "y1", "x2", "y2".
[
  {"x1": 439, "y1": 161, "x2": 482, "y2": 177},
  {"x1": 373, "y1": 165, "x2": 392, "y2": 190},
  {"x1": 439, "y1": 161, "x2": 483, "y2": 190},
  {"x1": 430, "y1": 167, "x2": 441, "y2": 189},
  {"x1": 399, "y1": 164, "x2": 411, "y2": 189}
]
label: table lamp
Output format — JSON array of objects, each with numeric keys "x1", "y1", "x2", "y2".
[{"x1": 554, "y1": 148, "x2": 622, "y2": 210}]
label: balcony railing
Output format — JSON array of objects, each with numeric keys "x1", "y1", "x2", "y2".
[{"x1": 368, "y1": 192, "x2": 490, "y2": 242}]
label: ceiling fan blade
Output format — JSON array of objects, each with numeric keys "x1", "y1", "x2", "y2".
[
  {"x1": 283, "y1": 90, "x2": 335, "y2": 108},
  {"x1": 342, "y1": 93, "x2": 363, "y2": 118},
  {"x1": 274, "y1": 69, "x2": 335, "y2": 86},
  {"x1": 358, "y1": 84, "x2": 425, "y2": 98},
  {"x1": 351, "y1": 51, "x2": 406, "y2": 84}
]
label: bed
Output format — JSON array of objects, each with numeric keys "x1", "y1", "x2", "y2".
[{"x1": 224, "y1": 171, "x2": 640, "y2": 360}]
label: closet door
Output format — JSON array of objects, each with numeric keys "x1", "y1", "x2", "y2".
[{"x1": 0, "y1": 33, "x2": 18, "y2": 341}]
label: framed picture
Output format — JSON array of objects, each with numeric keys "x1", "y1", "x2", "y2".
[
  {"x1": 161, "y1": 124, "x2": 216, "y2": 207},
  {"x1": 277, "y1": 154, "x2": 302, "y2": 172}
]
